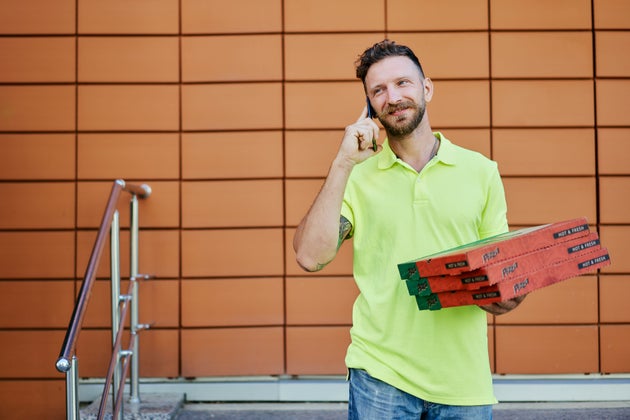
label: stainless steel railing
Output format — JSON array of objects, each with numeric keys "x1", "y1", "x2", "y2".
[{"x1": 56, "y1": 179, "x2": 152, "y2": 420}]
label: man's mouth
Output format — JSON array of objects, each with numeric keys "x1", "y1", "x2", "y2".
[
  {"x1": 390, "y1": 108, "x2": 408, "y2": 117},
  {"x1": 384, "y1": 102, "x2": 415, "y2": 117}
]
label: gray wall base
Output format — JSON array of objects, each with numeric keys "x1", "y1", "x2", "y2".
[{"x1": 78, "y1": 374, "x2": 630, "y2": 404}]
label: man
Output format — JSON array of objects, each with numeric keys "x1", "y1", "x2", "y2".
[{"x1": 293, "y1": 40, "x2": 525, "y2": 419}]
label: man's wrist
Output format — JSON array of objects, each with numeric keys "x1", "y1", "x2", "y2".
[{"x1": 331, "y1": 155, "x2": 357, "y2": 173}]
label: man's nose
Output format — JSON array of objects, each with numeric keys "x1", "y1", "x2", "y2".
[{"x1": 386, "y1": 88, "x2": 403, "y2": 104}]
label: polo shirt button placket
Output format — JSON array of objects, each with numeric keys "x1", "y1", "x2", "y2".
[{"x1": 414, "y1": 173, "x2": 429, "y2": 205}]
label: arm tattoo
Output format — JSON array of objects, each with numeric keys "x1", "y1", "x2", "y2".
[
  {"x1": 311, "y1": 216, "x2": 352, "y2": 272},
  {"x1": 338, "y1": 216, "x2": 352, "y2": 249},
  {"x1": 314, "y1": 262, "x2": 327, "y2": 271}
]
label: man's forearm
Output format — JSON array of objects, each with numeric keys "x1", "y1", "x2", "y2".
[{"x1": 293, "y1": 158, "x2": 355, "y2": 272}]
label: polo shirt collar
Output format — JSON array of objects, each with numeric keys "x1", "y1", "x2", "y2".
[{"x1": 377, "y1": 131, "x2": 457, "y2": 170}]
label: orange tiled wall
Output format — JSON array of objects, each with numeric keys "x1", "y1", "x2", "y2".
[{"x1": 1, "y1": 0, "x2": 629, "y2": 417}]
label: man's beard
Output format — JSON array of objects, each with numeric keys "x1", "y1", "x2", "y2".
[{"x1": 378, "y1": 100, "x2": 425, "y2": 138}]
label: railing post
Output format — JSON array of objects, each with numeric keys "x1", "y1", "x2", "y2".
[
  {"x1": 110, "y1": 210, "x2": 121, "y2": 413},
  {"x1": 66, "y1": 356, "x2": 79, "y2": 420},
  {"x1": 129, "y1": 194, "x2": 140, "y2": 403}
]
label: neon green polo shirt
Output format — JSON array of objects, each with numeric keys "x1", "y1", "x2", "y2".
[{"x1": 341, "y1": 132, "x2": 508, "y2": 405}]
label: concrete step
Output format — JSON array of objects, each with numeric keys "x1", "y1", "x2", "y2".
[
  {"x1": 81, "y1": 393, "x2": 184, "y2": 420},
  {"x1": 79, "y1": 394, "x2": 630, "y2": 419}
]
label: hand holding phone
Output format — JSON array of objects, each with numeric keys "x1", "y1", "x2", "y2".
[{"x1": 342, "y1": 104, "x2": 380, "y2": 164}]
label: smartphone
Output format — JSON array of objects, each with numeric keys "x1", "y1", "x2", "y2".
[
  {"x1": 366, "y1": 96, "x2": 376, "y2": 119},
  {"x1": 366, "y1": 97, "x2": 377, "y2": 151}
]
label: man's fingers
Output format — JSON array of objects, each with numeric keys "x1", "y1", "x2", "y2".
[
  {"x1": 346, "y1": 106, "x2": 380, "y2": 153},
  {"x1": 354, "y1": 131, "x2": 367, "y2": 149},
  {"x1": 354, "y1": 122, "x2": 379, "y2": 151},
  {"x1": 354, "y1": 130, "x2": 379, "y2": 152},
  {"x1": 354, "y1": 131, "x2": 371, "y2": 151},
  {"x1": 371, "y1": 122, "x2": 380, "y2": 143},
  {"x1": 356, "y1": 106, "x2": 368, "y2": 123}
]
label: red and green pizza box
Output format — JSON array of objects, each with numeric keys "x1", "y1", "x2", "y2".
[
  {"x1": 398, "y1": 217, "x2": 590, "y2": 280},
  {"x1": 405, "y1": 231, "x2": 601, "y2": 296},
  {"x1": 414, "y1": 247, "x2": 611, "y2": 311}
]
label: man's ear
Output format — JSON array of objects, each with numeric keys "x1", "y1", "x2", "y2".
[{"x1": 423, "y1": 77, "x2": 434, "y2": 103}]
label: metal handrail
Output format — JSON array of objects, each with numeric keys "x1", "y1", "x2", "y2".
[
  {"x1": 97, "y1": 281, "x2": 133, "y2": 420},
  {"x1": 55, "y1": 179, "x2": 151, "y2": 419}
]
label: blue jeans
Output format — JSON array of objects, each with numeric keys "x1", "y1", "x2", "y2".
[{"x1": 348, "y1": 368, "x2": 493, "y2": 420}]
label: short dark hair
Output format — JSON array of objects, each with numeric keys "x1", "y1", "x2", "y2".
[{"x1": 355, "y1": 39, "x2": 425, "y2": 85}]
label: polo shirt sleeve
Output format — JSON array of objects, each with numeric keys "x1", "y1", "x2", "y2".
[
  {"x1": 478, "y1": 163, "x2": 508, "y2": 239},
  {"x1": 341, "y1": 194, "x2": 355, "y2": 239}
]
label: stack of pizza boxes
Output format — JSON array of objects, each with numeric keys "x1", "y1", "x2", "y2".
[{"x1": 398, "y1": 217, "x2": 611, "y2": 311}]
